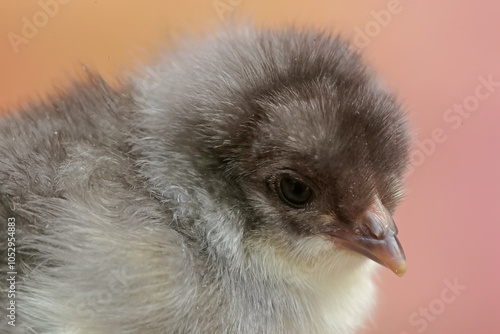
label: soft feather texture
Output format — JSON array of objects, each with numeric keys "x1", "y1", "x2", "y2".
[{"x1": 0, "y1": 26, "x2": 409, "y2": 333}]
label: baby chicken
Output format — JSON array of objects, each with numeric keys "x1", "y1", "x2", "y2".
[{"x1": 0, "y1": 26, "x2": 410, "y2": 333}]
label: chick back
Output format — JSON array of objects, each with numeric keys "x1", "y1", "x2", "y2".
[{"x1": 0, "y1": 75, "x2": 208, "y2": 333}]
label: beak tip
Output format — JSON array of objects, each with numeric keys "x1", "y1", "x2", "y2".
[{"x1": 391, "y1": 261, "x2": 407, "y2": 277}]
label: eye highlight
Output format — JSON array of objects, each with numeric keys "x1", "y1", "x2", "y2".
[{"x1": 277, "y1": 174, "x2": 313, "y2": 208}]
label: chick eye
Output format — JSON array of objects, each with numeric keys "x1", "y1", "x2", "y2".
[{"x1": 277, "y1": 175, "x2": 313, "y2": 208}]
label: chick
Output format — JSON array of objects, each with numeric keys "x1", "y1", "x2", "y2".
[{"x1": 0, "y1": 26, "x2": 410, "y2": 334}]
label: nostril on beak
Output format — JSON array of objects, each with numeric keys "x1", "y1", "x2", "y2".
[
  {"x1": 364, "y1": 211, "x2": 387, "y2": 239},
  {"x1": 360, "y1": 196, "x2": 397, "y2": 240}
]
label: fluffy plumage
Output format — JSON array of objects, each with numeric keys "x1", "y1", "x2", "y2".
[{"x1": 0, "y1": 26, "x2": 410, "y2": 333}]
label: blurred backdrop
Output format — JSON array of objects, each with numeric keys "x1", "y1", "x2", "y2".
[{"x1": 1, "y1": 1, "x2": 499, "y2": 333}]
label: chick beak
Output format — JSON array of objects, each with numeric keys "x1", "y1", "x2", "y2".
[{"x1": 330, "y1": 197, "x2": 407, "y2": 277}]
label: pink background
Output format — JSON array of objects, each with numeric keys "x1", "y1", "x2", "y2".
[{"x1": 1, "y1": 1, "x2": 499, "y2": 333}]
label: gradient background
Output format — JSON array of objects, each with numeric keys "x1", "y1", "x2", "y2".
[{"x1": 1, "y1": 1, "x2": 499, "y2": 333}]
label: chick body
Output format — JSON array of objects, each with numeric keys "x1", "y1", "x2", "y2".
[{"x1": 0, "y1": 26, "x2": 409, "y2": 333}]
